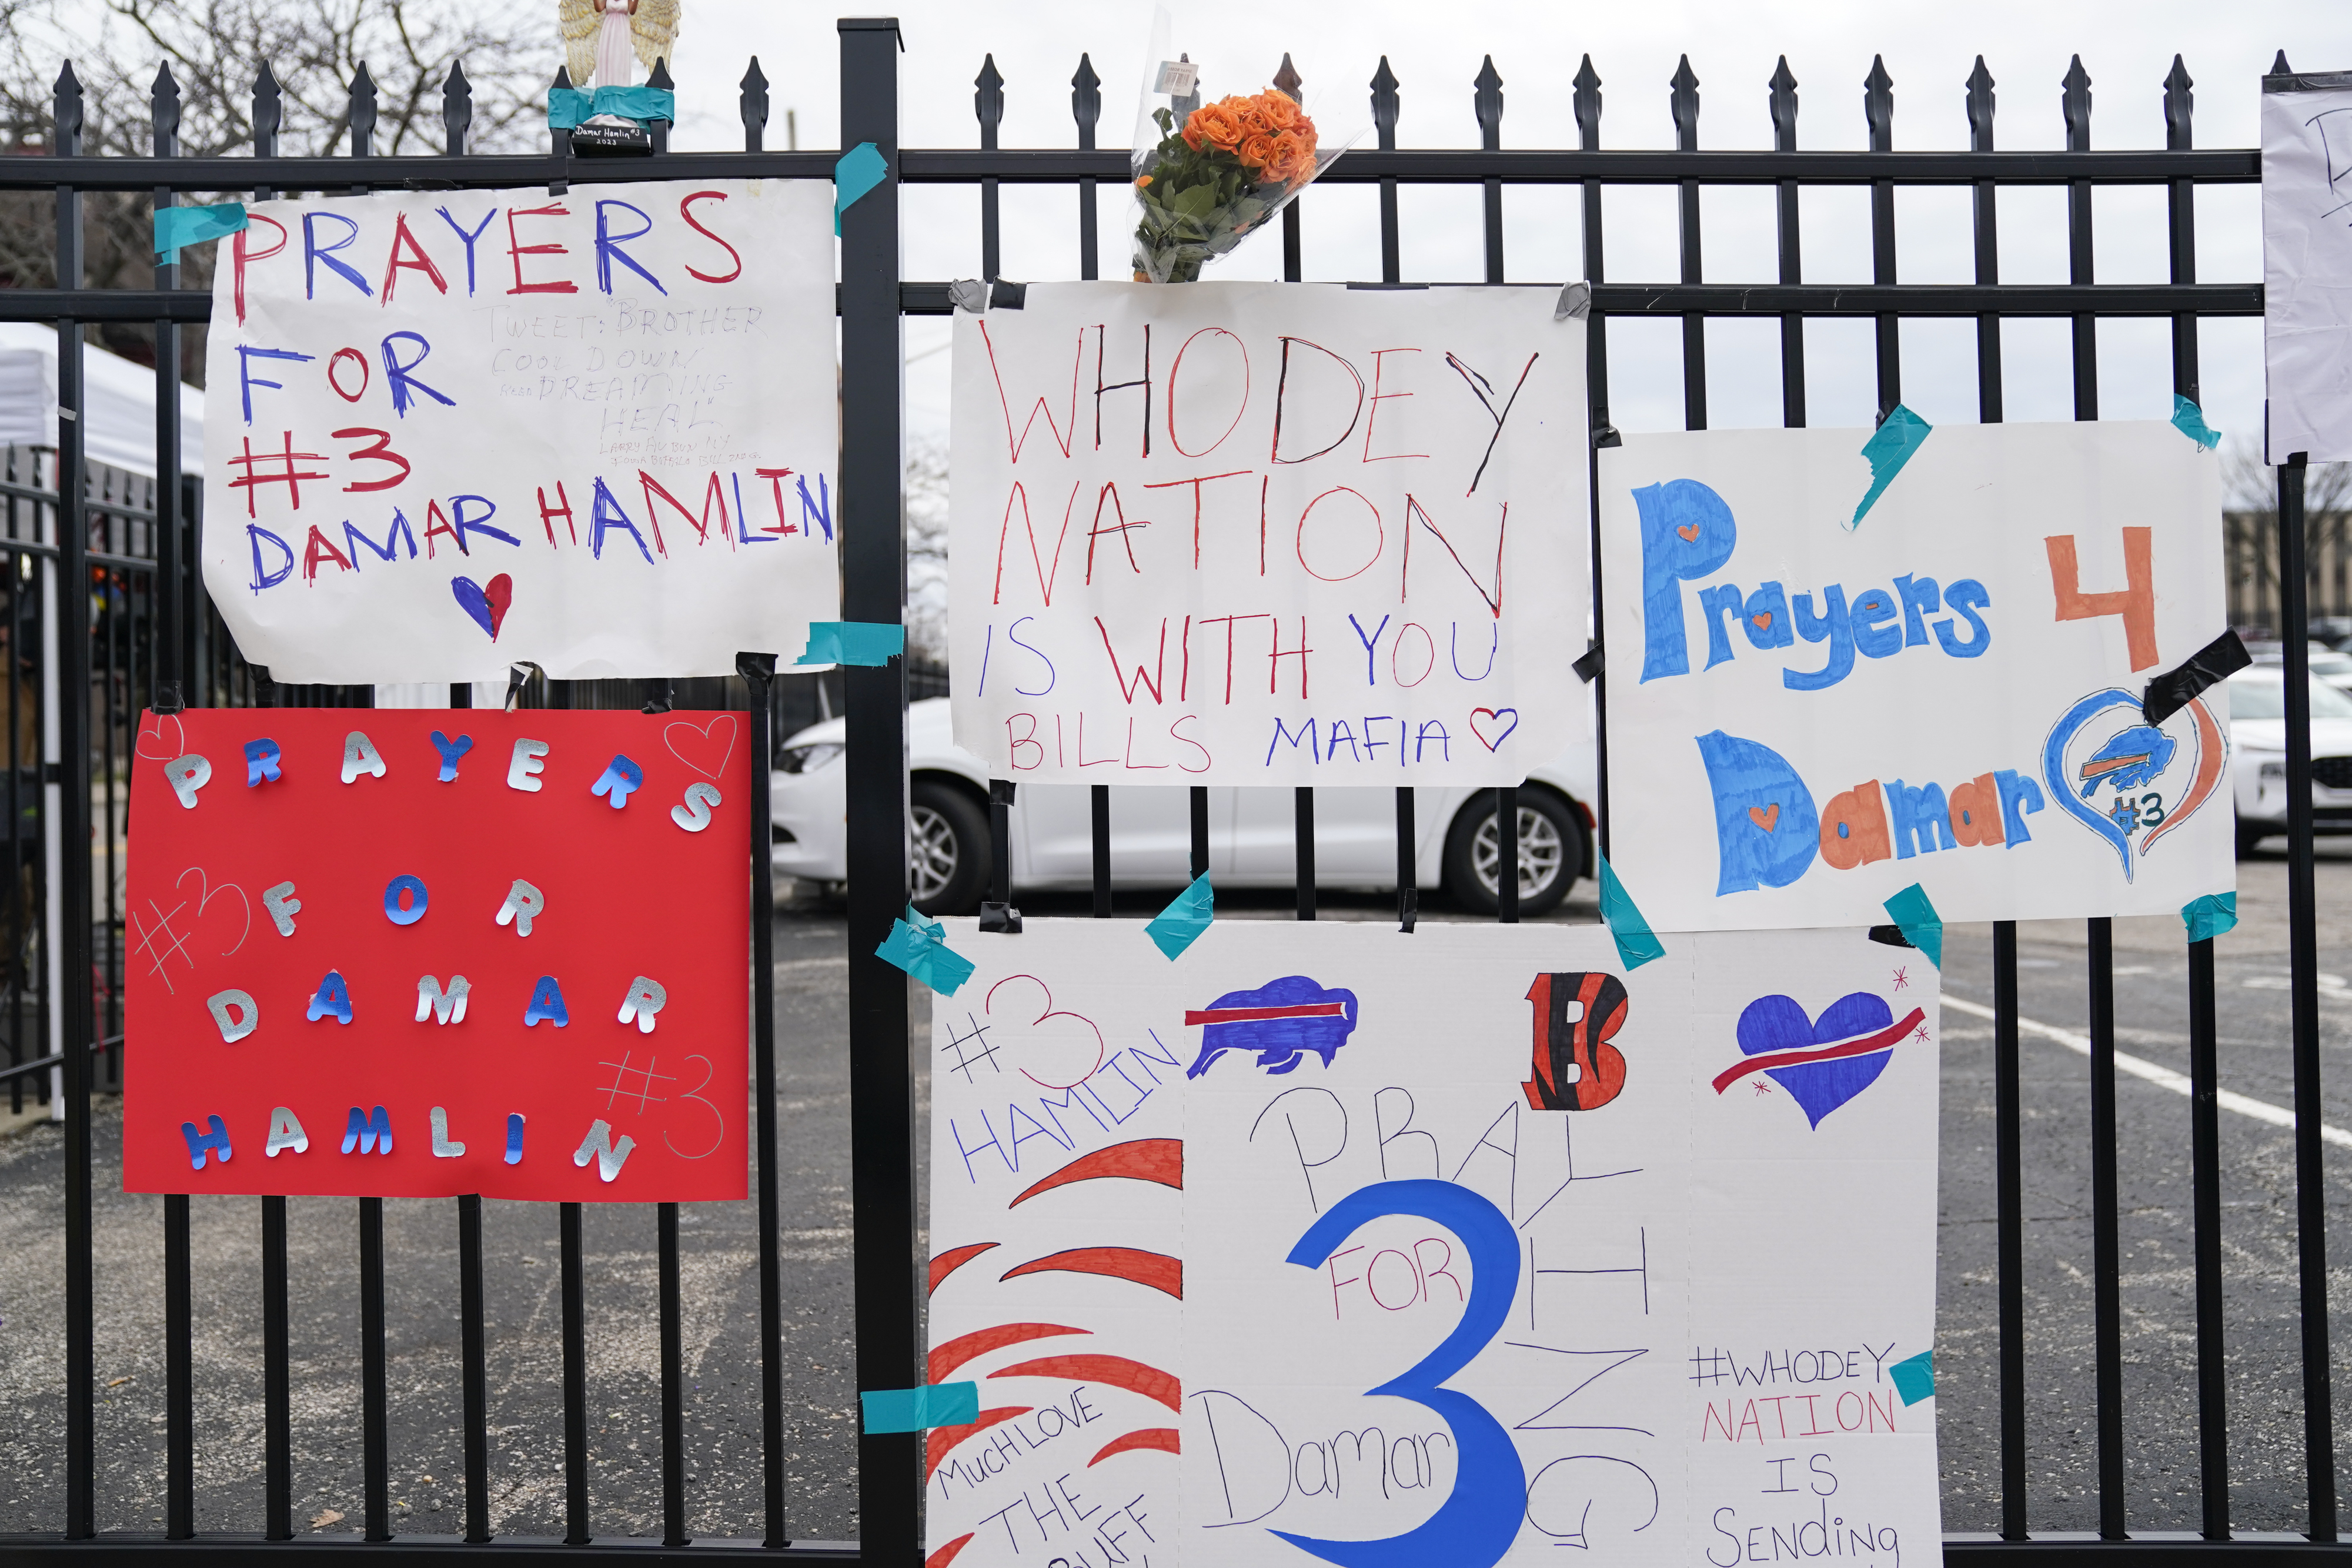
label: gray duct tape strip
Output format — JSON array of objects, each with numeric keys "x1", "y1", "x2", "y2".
[{"x1": 1555, "y1": 281, "x2": 1592, "y2": 321}]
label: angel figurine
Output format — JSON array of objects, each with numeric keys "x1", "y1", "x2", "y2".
[{"x1": 560, "y1": 0, "x2": 680, "y2": 89}]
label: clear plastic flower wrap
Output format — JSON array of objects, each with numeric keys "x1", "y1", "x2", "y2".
[{"x1": 1128, "y1": 11, "x2": 1355, "y2": 283}]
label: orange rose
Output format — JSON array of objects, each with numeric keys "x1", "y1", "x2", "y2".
[
  {"x1": 1187, "y1": 99, "x2": 1246, "y2": 149},
  {"x1": 1256, "y1": 91, "x2": 1302, "y2": 132},
  {"x1": 1237, "y1": 132, "x2": 1276, "y2": 169},
  {"x1": 1135, "y1": 174, "x2": 1153, "y2": 188},
  {"x1": 1262, "y1": 129, "x2": 1314, "y2": 185}
]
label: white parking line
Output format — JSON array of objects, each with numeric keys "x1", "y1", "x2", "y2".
[{"x1": 1942, "y1": 994, "x2": 2352, "y2": 1149}]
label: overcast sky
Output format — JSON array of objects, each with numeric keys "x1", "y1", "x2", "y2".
[{"x1": 644, "y1": 0, "x2": 2352, "y2": 466}]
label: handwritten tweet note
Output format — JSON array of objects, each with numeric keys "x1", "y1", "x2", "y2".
[
  {"x1": 203, "y1": 179, "x2": 838, "y2": 683},
  {"x1": 1599, "y1": 422, "x2": 2231, "y2": 932},
  {"x1": 2264, "y1": 69, "x2": 2352, "y2": 463},
  {"x1": 948, "y1": 283, "x2": 1591, "y2": 785},
  {"x1": 925, "y1": 920, "x2": 1940, "y2": 1566}
]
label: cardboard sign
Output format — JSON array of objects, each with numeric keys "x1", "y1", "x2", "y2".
[
  {"x1": 203, "y1": 180, "x2": 838, "y2": 683},
  {"x1": 1598, "y1": 421, "x2": 2233, "y2": 932},
  {"x1": 123, "y1": 708, "x2": 750, "y2": 1200},
  {"x1": 948, "y1": 283, "x2": 1592, "y2": 785},
  {"x1": 925, "y1": 920, "x2": 1940, "y2": 1566},
  {"x1": 2264, "y1": 69, "x2": 2352, "y2": 464}
]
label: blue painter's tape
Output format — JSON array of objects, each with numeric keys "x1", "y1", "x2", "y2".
[
  {"x1": 2182, "y1": 890, "x2": 2237, "y2": 944},
  {"x1": 1851, "y1": 404, "x2": 1932, "y2": 529},
  {"x1": 796, "y1": 620, "x2": 905, "y2": 668},
  {"x1": 876, "y1": 905, "x2": 975, "y2": 997},
  {"x1": 154, "y1": 202, "x2": 246, "y2": 263},
  {"x1": 835, "y1": 142, "x2": 890, "y2": 235},
  {"x1": 2171, "y1": 394, "x2": 2223, "y2": 451},
  {"x1": 1883, "y1": 882, "x2": 1943, "y2": 969},
  {"x1": 547, "y1": 85, "x2": 676, "y2": 129},
  {"x1": 1145, "y1": 872, "x2": 1214, "y2": 960},
  {"x1": 1889, "y1": 1349, "x2": 1934, "y2": 1406},
  {"x1": 1596, "y1": 855, "x2": 1666, "y2": 971},
  {"x1": 861, "y1": 1380, "x2": 979, "y2": 1433}
]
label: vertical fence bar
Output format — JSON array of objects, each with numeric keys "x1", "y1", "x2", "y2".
[
  {"x1": 1770, "y1": 59, "x2": 1804, "y2": 428},
  {"x1": 459, "y1": 1192, "x2": 491, "y2": 1543},
  {"x1": 740, "y1": 653, "x2": 787, "y2": 1546},
  {"x1": 1866, "y1": 59, "x2": 1899, "y2": 416},
  {"x1": 2278, "y1": 448, "x2": 2340, "y2": 1542},
  {"x1": 1577, "y1": 56, "x2": 1613, "y2": 860},
  {"x1": 1190, "y1": 786, "x2": 1209, "y2": 881},
  {"x1": 1671, "y1": 58, "x2": 1705, "y2": 430},
  {"x1": 52, "y1": 59, "x2": 96, "y2": 1543},
  {"x1": 360, "y1": 1196, "x2": 391, "y2": 1541},
  {"x1": 659, "y1": 1199, "x2": 686, "y2": 1546},
  {"x1": 1278, "y1": 54, "x2": 1303, "y2": 278},
  {"x1": 1074, "y1": 56, "x2": 1101, "y2": 282},
  {"x1": 1091, "y1": 787, "x2": 1110, "y2": 915},
  {"x1": 262, "y1": 1190, "x2": 292, "y2": 1539},
  {"x1": 1373, "y1": 58, "x2": 1400, "y2": 285},
  {"x1": 977, "y1": 56, "x2": 1003, "y2": 280},
  {"x1": 1478, "y1": 58, "x2": 1516, "y2": 921},
  {"x1": 839, "y1": 22, "x2": 920, "y2": 1565},
  {"x1": 561, "y1": 1199, "x2": 590, "y2": 1544},
  {"x1": 165, "y1": 1192, "x2": 193, "y2": 1537}
]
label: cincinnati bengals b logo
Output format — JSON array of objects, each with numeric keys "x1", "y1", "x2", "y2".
[{"x1": 1522, "y1": 972, "x2": 1629, "y2": 1112}]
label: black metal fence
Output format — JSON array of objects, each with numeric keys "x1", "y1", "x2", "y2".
[{"x1": 1, "y1": 16, "x2": 2344, "y2": 1567}]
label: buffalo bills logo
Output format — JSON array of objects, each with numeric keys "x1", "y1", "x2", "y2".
[
  {"x1": 2042, "y1": 689, "x2": 2226, "y2": 880},
  {"x1": 1182, "y1": 977, "x2": 1359, "y2": 1079}
]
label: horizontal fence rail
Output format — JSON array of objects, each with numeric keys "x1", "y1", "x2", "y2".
[{"x1": 0, "y1": 19, "x2": 2341, "y2": 1568}]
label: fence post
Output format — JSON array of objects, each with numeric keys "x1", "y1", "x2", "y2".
[{"x1": 839, "y1": 17, "x2": 920, "y2": 1564}]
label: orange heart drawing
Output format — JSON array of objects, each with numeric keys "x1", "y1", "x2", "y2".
[
  {"x1": 1676, "y1": 524, "x2": 1700, "y2": 541},
  {"x1": 1749, "y1": 804, "x2": 1780, "y2": 833},
  {"x1": 1752, "y1": 611, "x2": 1773, "y2": 630}
]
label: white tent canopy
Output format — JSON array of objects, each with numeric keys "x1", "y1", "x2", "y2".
[{"x1": 0, "y1": 321, "x2": 205, "y2": 479}]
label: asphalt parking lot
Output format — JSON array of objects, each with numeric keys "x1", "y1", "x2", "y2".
[{"x1": 5, "y1": 849, "x2": 2352, "y2": 1543}]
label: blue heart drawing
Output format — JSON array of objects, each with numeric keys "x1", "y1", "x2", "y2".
[{"x1": 1734, "y1": 991, "x2": 1897, "y2": 1129}]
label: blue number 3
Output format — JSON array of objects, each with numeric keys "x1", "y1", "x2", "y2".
[{"x1": 1279, "y1": 1179, "x2": 1526, "y2": 1568}]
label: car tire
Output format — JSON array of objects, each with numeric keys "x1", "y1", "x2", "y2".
[
  {"x1": 2236, "y1": 817, "x2": 2269, "y2": 860},
  {"x1": 910, "y1": 780, "x2": 990, "y2": 917},
  {"x1": 1442, "y1": 788, "x2": 1586, "y2": 917}
]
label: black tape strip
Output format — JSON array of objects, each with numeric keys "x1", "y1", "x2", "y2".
[
  {"x1": 2141, "y1": 628, "x2": 2251, "y2": 725},
  {"x1": 1867, "y1": 925, "x2": 1916, "y2": 951},
  {"x1": 1572, "y1": 643, "x2": 1605, "y2": 685},
  {"x1": 988, "y1": 280, "x2": 1028, "y2": 310}
]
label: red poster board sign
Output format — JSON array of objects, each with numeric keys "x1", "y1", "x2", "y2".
[{"x1": 124, "y1": 707, "x2": 751, "y2": 1201}]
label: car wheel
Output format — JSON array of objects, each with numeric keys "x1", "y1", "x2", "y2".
[
  {"x1": 1442, "y1": 789, "x2": 1586, "y2": 917},
  {"x1": 910, "y1": 780, "x2": 990, "y2": 917},
  {"x1": 2236, "y1": 817, "x2": 2269, "y2": 860}
]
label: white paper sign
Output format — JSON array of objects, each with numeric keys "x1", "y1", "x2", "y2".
[
  {"x1": 1599, "y1": 422, "x2": 2232, "y2": 932},
  {"x1": 927, "y1": 918, "x2": 1941, "y2": 1567},
  {"x1": 948, "y1": 283, "x2": 1591, "y2": 785},
  {"x1": 203, "y1": 179, "x2": 838, "y2": 682},
  {"x1": 2264, "y1": 69, "x2": 2352, "y2": 464}
]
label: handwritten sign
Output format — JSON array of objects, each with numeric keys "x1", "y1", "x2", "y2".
[
  {"x1": 1599, "y1": 422, "x2": 2231, "y2": 932},
  {"x1": 925, "y1": 919, "x2": 1939, "y2": 1566},
  {"x1": 948, "y1": 283, "x2": 1591, "y2": 784},
  {"x1": 2265, "y1": 68, "x2": 2352, "y2": 463},
  {"x1": 202, "y1": 179, "x2": 838, "y2": 683},
  {"x1": 123, "y1": 708, "x2": 750, "y2": 1200}
]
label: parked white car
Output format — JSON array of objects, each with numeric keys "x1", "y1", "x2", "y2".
[
  {"x1": 2230, "y1": 666, "x2": 2352, "y2": 856},
  {"x1": 771, "y1": 697, "x2": 1599, "y2": 915}
]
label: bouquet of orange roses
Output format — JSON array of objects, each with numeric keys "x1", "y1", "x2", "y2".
[{"x1": 1129, "y1": 46, "x2": 1348, "y2": 283}]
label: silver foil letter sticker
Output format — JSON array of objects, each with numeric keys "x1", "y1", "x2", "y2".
[
  {"x1": 616, "y1": 975, "x2": 667, "y2": 1034},
  {"x1": 207, "y1": 988, "x2": 259, "y2": 1043},
  {"x1": 496, "y1": 879, "x2": 545, "y2": 937},
  {"x1": 163, "y1": 754, "x2": 212, "y2": 808},
  {"x1": 262, "y1": 881, "x2": 302, "y2": 937}
]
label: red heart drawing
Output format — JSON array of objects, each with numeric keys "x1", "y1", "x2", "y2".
[
  {"x1": 135, "y1": 712, "x2": 186, "y2": 761},
  {"x1": 665, "y1": 713, "x2": 739, "y2": 781},
  {"x1": 481, "y1": 574, "x2": 513, "y2": 639},
  {"x1": 987, "y1": 973, "x2": 1107, "y2": 1091},
  {"x1": 1749, "y1": 804, "x2": 1780, "y2": 833},
  {"x1": 1752, "y1": 611, "x2": 1773, "y2": 631},
  {"x1": 1468, "y1": 707, "x2": 1519, "y2": 751},
  {"x1": 1676, "y1": 524, "x2": 1700, "y2": 541}
]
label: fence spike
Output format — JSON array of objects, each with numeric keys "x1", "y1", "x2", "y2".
[
  {"x1": 1274, "y1": 52, "x2": 1302, "y2": 103},
  {"x1": 1669, "y1": 55, "x2": 1699, "y2": 152},
  {"x1": 1071, "y1": 53, "x2": 1100, "y2": 148},
  {"x1": 442, "y1": 58, "x2": 472, "y2": 155},
  {"x1": 2164, "y1": 54, "x2": 2193, "y2": 152},
  {"x1": 54, "y1": 60, "x2": 81, "y2": 146},
  {"x1": 1768, "y1": 55, "x2": 1798, "y2": 152},
  {"x1": 647, "y1": 55, "x2": 673, "y2": 92},
  {"x1": 1474, "y1": 56, "x2": 1503, "y2": 149},
  {"x1": 252, "y1": 61, "x2": 280, "y2": 155},
  {"x1": 1966, "y1": 56, "x2": 1996, "y2": 152},
  {"x1": 2271, "y1": 49, "x2": 2294, "y2": 77},
  {"x1": 348, "y1": 62, "x2": 378, "y2": 158},
  {"x1": 1865, "y1": 55, "x2": 1893, "y2": 151},
  {"x1": 740, "y1": 57, "x2": 769, "y2": 149},
  {"x1": 1370, "y1": 57, "x2": 1399, "y2": 147},
  {"x1": 2062, "y1": 54, "x2": 2092, "y2": 152},
  {"x1": 1572, "y1": 54, "x2": 1602, "y2": 150},
  {"x1": 975, "y1": 54, "x2": 1003, "y2": 149},
  {"x1": 151, "y1": 62, "x2": 180, "y2": 155}
]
